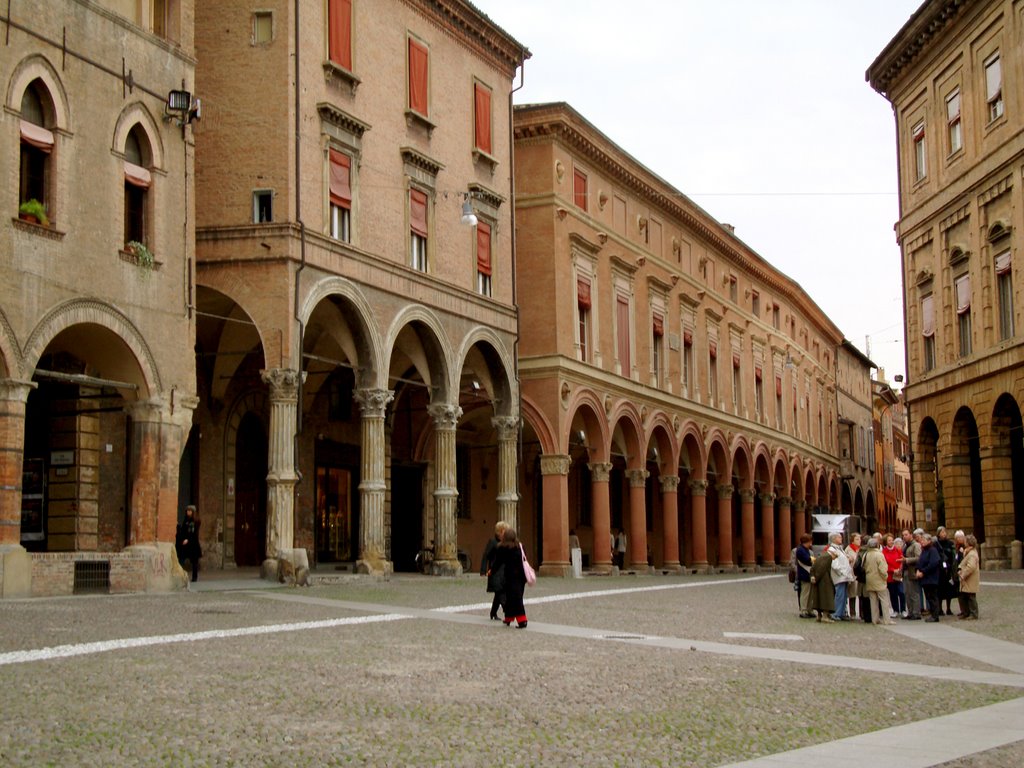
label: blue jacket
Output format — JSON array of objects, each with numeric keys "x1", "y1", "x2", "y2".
[
  {"x1": 917, "y1": 543, "x2": 942, "y2": 585},
  {"x1": 796, "y1": 545, "x2": 813, "y2": 583}
]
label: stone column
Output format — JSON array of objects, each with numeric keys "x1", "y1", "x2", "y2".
[
  {"x1": 428, "y1": 403, "x2": 462, "y2": 575},
  {"x1": 689, "y1": 479, "x2": 708, "y2": 571},
  {"x1": 793, "y1": 499, "x2": 807, "y2": 540},
  {"x1": 777, "y1": 496, "x2": 792, "y2": 562},
  {"x1": 354, "y1": 388, "x2": 393, "y2": 575},
  {"x1": 539, "y1": 454, "x2": 571, "y2": 577},
  {"x1": 261, "y1": 369, "x2": 303, "y2": 575},
  {"x1": 978, "y1": 443, "x2": 1013, "y2": 567},
  {"x1": 717, "y1": 483, "x2": 735, "y2": 570},
  {"x1": 0, "y1": 380, "x2": 35, "y2": 598},
  {"x1": 626, "y1": 468, "x2": 650, "y2": 570},
  {"x1": 492, "y1": 415, "x2": 520, "y2": 532},
  {"x1": 740, "y1": 488, "x2": 757, "y2": 568},
  {"x1": 589, "y1": 462, "x2": 613, "y2": 573},
  {"x1": 760, "y1": 492, "x2": 776, "y2": 568},
  {"x1": 659, "y1": 475, "x2": 681, "y2": 572}
]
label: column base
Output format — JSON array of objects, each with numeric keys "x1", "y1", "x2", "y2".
[
  {"x1": 0, "y1": 544, "x2": 31, "y2": 598},
  {"x1": 124, "y1": 542, "x2": 189, "y2": 592},
  {"x1": 740, "y1": 561, "x2": 758, "y2": 571},
  {"x1": 430, "y1": 558, "x2": 462, "y2": 577},
  {"x1": 263, "y1": 549, "x2": 312, "y2": 585},
  {"x1": 660, "y1": 562, "x2": 682, "y2": 574},
  {"x1": 689, "y1": 561, "x2": 710, "y2": 575},
  {"x1": 356, "y1": 557, "x2": 393, "y2": 577},
  {"x1": 716, "y1": 562, "x2": 738, "y2": 573},
  {"x1": 588, "y1": 563, "x2": 615, "y2": 575},
  {"x1": 538, "y1": 562, "x2": 570, "y2": 578}
]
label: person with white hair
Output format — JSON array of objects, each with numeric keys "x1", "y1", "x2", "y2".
[
  {"x1": 957, "y1": 534, "x2": 980, "y2": 620},
  {"x1": 829, "y1": 533, "x2": 854, "y2": 621},
  {"x1": 862, "y1": 538, "x2": 893, "y2": 625},
  {"x1": 916, "y1": 533, "x2": 943, "y2": 622},
  {"x1": 901, "y1": 529, "x2": 922, "y2": 620},
  {"x1": 953, "y1": 529, "x2": 967, "y2": 617}
]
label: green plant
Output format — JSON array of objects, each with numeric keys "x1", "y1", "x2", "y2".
[
  {"x1": 18, "y1": 199, "x2": 49, "y2": 226},
  {"x1": 125, "y1": 240, "x2": 154, "y2": 269}
]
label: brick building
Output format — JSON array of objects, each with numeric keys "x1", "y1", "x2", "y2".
[
  {"x1": 512, "y1": 103, "x2": 874, "y2": 574},
  {"x1": 192, "y1": 0, "x2": 528, "y2": 576},
  {"x1": 869, "y1": 0, "x2": 1024, "y2": 567},
  {"x1": 0, "y1": 0, "x2": 198, "y2": 597},
  {"x1": 836, "y1": 341, "x2": 878, "y2": 533}
]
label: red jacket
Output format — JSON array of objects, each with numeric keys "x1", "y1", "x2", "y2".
[{"x1": 882, "y1": 545, "x2": 902, "y2": 583}]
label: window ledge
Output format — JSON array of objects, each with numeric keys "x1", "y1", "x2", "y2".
[
  {"x1": 322, "y1": 61, "x2": 360, "y2": 95},
  {"x1": 404, "y1": 109, "x2": 435, "y2": 138},
  {"x1": 119, "y1": 248, "x2": 163, "y2": 271},
  {"x1": 472, "y1": 148, "x2": 499, "y2": 176},
  {"x1": 12, "y1": 216, "x2": 64, "y2": 241}
]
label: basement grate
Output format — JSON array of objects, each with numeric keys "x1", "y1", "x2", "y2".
[{"x1": 73, "y1": 561, "x2": 111, "y2": 595}]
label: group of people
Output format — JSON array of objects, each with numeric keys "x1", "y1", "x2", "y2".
[
  {"x1": 793, "y1": 526, "x2": 981, "y2": 625},
  {"x1": 480, "y1": 521, "x2": 530, "y2": 628}
]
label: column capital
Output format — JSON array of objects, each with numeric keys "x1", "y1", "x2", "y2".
[
  {"x1": 261, "y1": 368, "x2": 305, "y2": 400},
  {"x1": 793, "y1": 499, "x2": 806, "y2": 512},
  {"x1": 760, "y1": 492, "x2": 776, "y2": 505},
  {"x1": 689, "y1": 478, "x2": 708, "y2": 496},
  {"x1": 0, "y1": 379, "x2": 36, "y2": 402},
  {"x1": 125, "y1": 394, "x2": 197, "y2": 432},
  {"x1": 626, "y1": 468, "x2": 649, "y2": 488},
  {"x1": 659, "y1": 475, "x2": 680, "y2": 493},
  {"x1": 717, "y1": 483, "x2": 734, "y2": 499},
  {"x1": 776, "y1": 496, "x2": 792, "y2": 507},
  {"x1": 540, "y1": 454, "x2": 572, "y2": 476},
  {"x1": 588, "y1": 461, "x2": 613, "y2": 482},
  {"x1": 427, "y1": 402, "x2": 462, "y2": 430},
  {"x1": 491, "y1": 415, "x2": 519, "y2": 441},
  {"x1": 739, "y1": 488, "x2": 756, "y2": 503},
  {"x1": 354, "y1": 388, "x2": 394, "y2": 418}
]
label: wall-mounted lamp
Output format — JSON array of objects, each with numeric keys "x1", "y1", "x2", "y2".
[
  {"x1": 461, "y1": 194, "x2": 478, "y2": 227},
  {"x1": 165, "y1": 89, "x2": 202, "y2": 126},
  {"x1": 784, "y1": 352, "x2": 797, "y2": 371}
]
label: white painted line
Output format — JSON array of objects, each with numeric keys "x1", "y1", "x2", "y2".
[
  {"x1": 981, "y1": 582, "x2": 1024, "y2": 587},
  {"x1": 0, "y1": 613, "x2": 408, "y2": 667},
  {"x1": 724, "y1": 632, "x2": 804, "y2": 641}
]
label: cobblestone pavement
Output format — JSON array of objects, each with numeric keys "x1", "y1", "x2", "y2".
[{"x1": 0, "y1": 571, "x2": 1021, "y2": 767}]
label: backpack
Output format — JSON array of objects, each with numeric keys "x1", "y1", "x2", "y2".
[{"x1": 853, "y1": 550, "x2": 867, "y2": 584}]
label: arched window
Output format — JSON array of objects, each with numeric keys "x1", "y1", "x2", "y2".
[
  {"x1": 123, "y1": 126, "x2": 152, "y2": 246},
  {"x1": 19, "y1": 80, "x2": 55, "y2": 219}
]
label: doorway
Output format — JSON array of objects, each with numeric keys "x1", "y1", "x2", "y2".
[
  {"x1": 391, "y1": 464, "x2": 424, "y2": 572},
  {"x1": 234, "y1": 412, "x2": 267, "y2": 566}
]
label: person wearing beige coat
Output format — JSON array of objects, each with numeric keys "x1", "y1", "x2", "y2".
[
  {"x1": 863, "y1": 538, "x2": 894, "y2": 625},
  {"x1": 957, "y1": 535, "x2": 980, "y2": 620}
]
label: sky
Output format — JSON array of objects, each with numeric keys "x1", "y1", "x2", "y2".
[{"x1": 471, "y1": 0, "x2": 923, "y2": 387}]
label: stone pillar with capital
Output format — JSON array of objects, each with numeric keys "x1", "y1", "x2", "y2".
[
  {"x1": 589, "y1": 462, "x2": 613, "y2": 573},
  {"x1": 492, "y1": 415, "x2": 520, "y2": 532},
  {"x1": 627, "y1": 468, "x2": 649, "y2": 570},
  {"x1": 717, "y1": 483, "x2": 735, "y2": 571},
  {"x1": 261, "y1": 368, "x2": 303, "y2": 576},
  {"x1": 793, "y1": 499, "x2": 807, "y2": 541},
  {"x1": 428, "y1": 403, "x2": 462, "y2": 575},
  {"x1": 354, "y1": 388, "x2": 393, "y2": 575},
  {"x1": 659, "y1": 475, "x2": 681, "y2": 572},
  {"x1": 0, "y1": 380, "x2": 36, "y2": 597},
  {"x1": 777, "y1": 496, "x2": 792, "y2": 562},
  {"x1": 689, "y1": 479, "x2": 708, "y2": 571},
  {"x1": 539, "y1": 454, "x2": 571, "y2": 577},
  {"x1": 740, "y1": 488, "x2": 757, "y2": 568},
  {"x1": 760, "y1": 492, "x2": 776, "y2": 568}
]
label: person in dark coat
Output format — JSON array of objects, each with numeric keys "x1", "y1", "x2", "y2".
[
  {"x1": 935, "y1": 526, "x2": 957, "y2": 615},
  {"x1": 808, "y1": 545, "x2": 837, "y2": 622},
  {"x1": 795, "y1": 534, "x2": 814, "y2": 618},
  {"x1": 176, "y1": 505, "x2": 201, "y2": 582},
  {"x1": 492, "y1": 527, "x2": 528, "y2": 628},
  {"x1": 916, "y1": 533, "x2": 942, "y2": 622},
  {"x1": 481, "y1": 520, "x2": 509, "y2": 620}
]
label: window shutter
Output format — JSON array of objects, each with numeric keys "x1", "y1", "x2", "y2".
[
  {"x1": 408, "y1": 39, "x2": 429, "y2": 116},
  {"x1": 410, "y1": 189, "x2": 428, "y2": 237},
  {"x1": 573, "y1": 169, "x2": 587, "y2": 210},
  {"x1": 652, "y1": 313, "x2": 664, "y2": 337},
  {"x1": 124, "y1": 161, "x2": 152, "y2": 189},
  {"x1": 732, "y1": 352, "x2": 740, "y2": 369},
  {"x1": 955, "y1": 274, "x2": 971, "y2": 314},
  {"x1": 683, "y1": 329, "x2": 693, "y2": 346},
  {"x1": 709, "y1": 341, "x2": 717, "y2": 359},
  {"x1": 922, "y1": 295, "x2": 935, "y2": 338},
  {"x1": 329, "y1": 149, "x2": 351, "y2": 208},
  {"x1": 755, "y1": 365, "x2": 762, "y2": 381},
  {"x1": 577, "y1": 277, "x2": 591, "y2": 309},
  {"x1": 474, "y1": 83, "x2": 491, "y2": 155},
  {"x1": 616, "y1": 296, "x2": 630, "y2": 368},
  {"x1": 328, "y1": 0, "x2": 352, "y2": 70},
  {"x1": 20, "y1": 120, "x2": 54, "y2": 152},
  {"x1": 775, "y1": 375, "x2": 783, "y2": 397},
  {"x1": 995, "y1": 250, "x2": 1012, "y2": 275},
  {"x1": 476, "y1": 221, "x2": 491, "y2": 276}
]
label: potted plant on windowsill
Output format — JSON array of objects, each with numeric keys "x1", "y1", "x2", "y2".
[
  {"x1": 125, "y1": 240, "x2": 155, "y2": 270},
  {"x1": 18, "y1": 199, "x2": 49, "y2": 227}
]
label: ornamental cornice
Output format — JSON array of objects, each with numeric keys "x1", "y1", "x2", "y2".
[
  {"x1": 467, "y1": 182, "x2": 506, "y2": 210},
  {"x1": 940, "y1": 203, "x2": 970, "y2": 232},
  {"x1": 401, "y1": 146, "x2": 445, "y2": 177},
  {"x1": 978, "y1": 174, "x2": 1013, "y2": 207},
  {"x1": 316, "y1": 103, "x2": 370, "y2": 138}
]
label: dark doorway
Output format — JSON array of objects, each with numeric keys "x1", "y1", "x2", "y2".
[
  {"x1": 234, "y1": 413, "x2": 267, "y2": 566},
  {"x1": 391, "y1": 463, "x2": 424, "y2": 572}
]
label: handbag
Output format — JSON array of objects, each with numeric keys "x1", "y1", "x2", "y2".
[{"x1": 520, "y1": 544, "x2": 537, "y2": 587}]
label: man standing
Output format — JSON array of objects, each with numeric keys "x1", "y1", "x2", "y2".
[
  {"x1": 916, "y1": 533, "x2": 943, "y2": 622},
  {"x1": 901, "y1": 529, "x2": 922, "y2": 620},
  {"x1": 795, "y1": 534, "x2": 814, "y2": 618},
  {"x1": 863, "y1": 538, "x2": 893, "y2": 625},
  {"x1": 614, "y1": 529, "x2": 627, "y2": 570},
  {"x1": 829, "y1": 533, "x2": 854, "y2": 621}
]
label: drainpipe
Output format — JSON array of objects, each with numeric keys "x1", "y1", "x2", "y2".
[
  {"x1": 292, "y1": 0, "x2": 306, "y2": 547},
  {"x1": 509, "y1": 59, "x2": 525, "y2": 523}
]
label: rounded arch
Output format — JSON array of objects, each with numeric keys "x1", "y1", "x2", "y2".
[
  {"x1": 520, "y1": 394, "x2": 557, "y2": 456},
  {"x1": 6, "y1": 54, "x2": 70, "y2": 130},
  {"x1": 565, "y1": 390, "x2": 610, "y2": 462},
  {"x1": 706, "y1": 431, "x2": 731, "y2": 483},
  {"x1": 607, "y1": 400, "x2": 644, "y2": 468},
  {"x1": 454, "y1": 327, "x2": 516, "y2": 418},
  {"x1": 0, "y1": 307, "x2": 21, "y2": 378},
  {"x1": 772, "y1": 452, "x2": 791, "y2": 495},
  {"x1": 384, "y1": 305, "x2": 452, "y2": 403},
  {"x1": 196, "y1": 285, "x2": 267, "y2": 403},
  {"x1": 644, "y1": 411, "x2": 679, "y2": 473},
  {"x1": 23, "y1": 299, "x2": 161, "y2": 397},
  {"x1": 300, "y1": 276, "x2": 383, "y2": 386},
  {"x1": 677, "y1": 421, "x2": 707, "y2": 478},
  {"x1": 730, "y1": 440, "x2": 754, "y2": 489},
  {"x1": 112, "y1": 102, "x2": 166, "y2": 170}
]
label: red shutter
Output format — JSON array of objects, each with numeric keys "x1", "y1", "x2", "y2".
[
  {"x1": 573, "y1": 169, "x2": 587, "y2": 210},
  {"x1": 124, "y1": 161, "x2": 152, "y2": 189},
  {"x1": 709, "y1": 341, "x2": 717, "y2": 359},
  {"x1": 616, "y1": 296, "x2": 630, "y2": 368},
  {"x1": 683, "y1": 330, "x2": 692, "y2": 346},
  {"x1": 474, "y1": 83, "x2": 491, "y2": 155},
  {"x1": 328, "y1": 0, "x2": 352, "y2": 70},
  {"x1": 20, "y1": 120, "x2": 53, "y2": 152},
  {"x1": 408, "y1": 39, "x2": 429, "y2": 116},
  {"x1": 329, "y1": 149, "x2": 351, "y2": 208},
  {"x1": 410, "y1": 189, "x2": 428, "y2": 237},
  {"x1": 775, "y1": 376, "x2": 783, "y2": 397},
  {"x1": 476, "y1": 221, "x2": 492, "y2": 276},
  {"x1": 732, "y1": 352, "x2": 740, "y2": 369},
  {"x1": 755, "y1": 365, "x2": 762, "y2": 381},
  {"x1": 652, "y1": 313, "x2": 664, "y2": 337},
  {"x1": 577, "y1": 277, "x2": 591, "y2": 309}
]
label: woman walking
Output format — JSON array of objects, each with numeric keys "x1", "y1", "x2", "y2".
[
  {"x1": 844, "y1": 533, "x2": 862, "y2": 619},
  {"x1": 492, "y1": 527, "x2": 529, "y2": 628},
  {"x1": 957, "y1": 534, "x2": 980, "y2": 620},
  {"x1": 481, "y1": 521, "x2": 509, "y2": 620}
]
